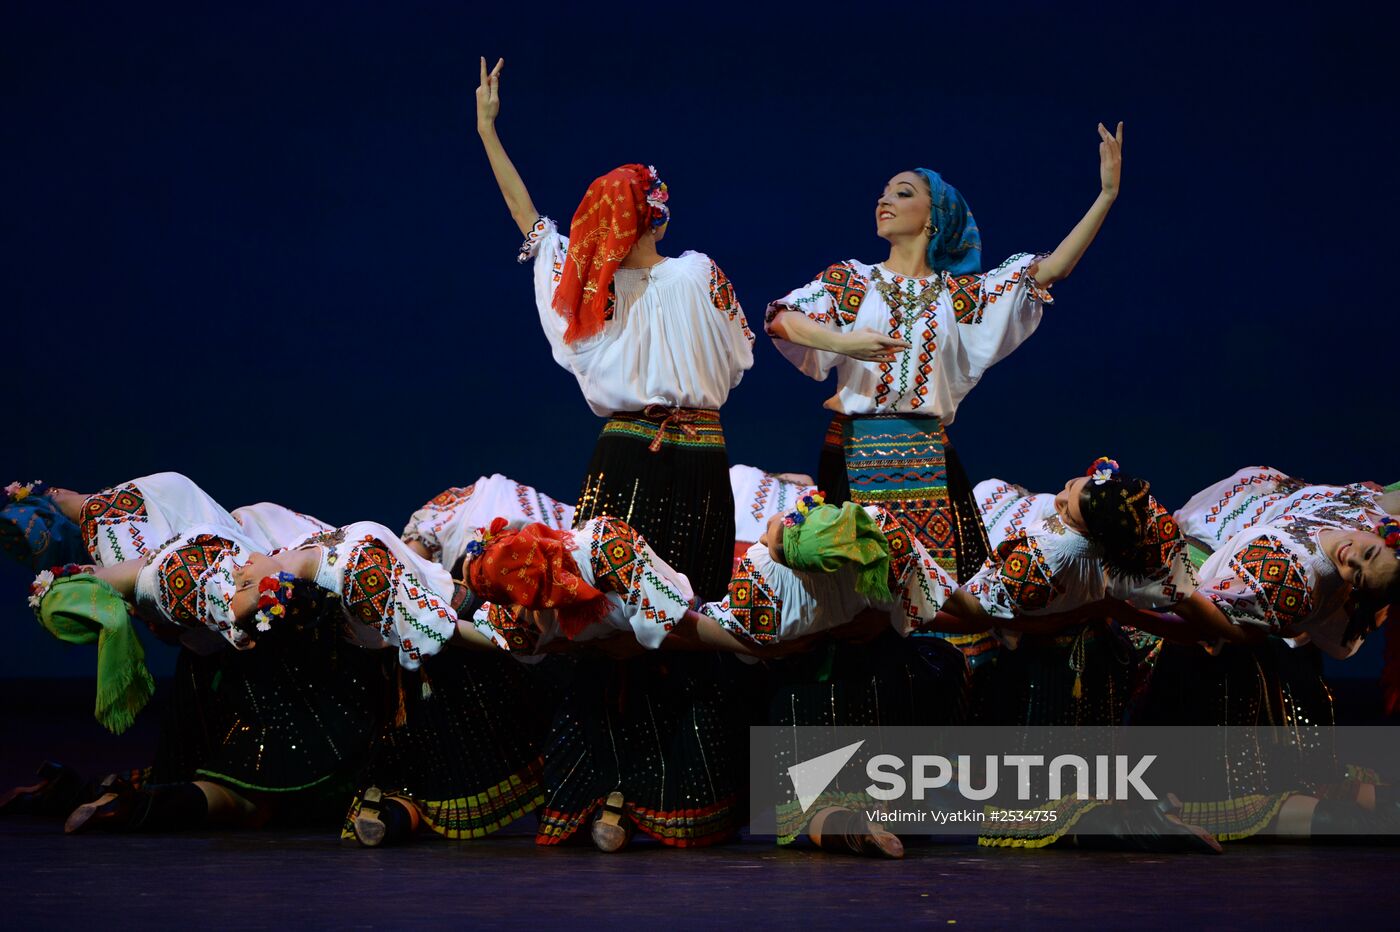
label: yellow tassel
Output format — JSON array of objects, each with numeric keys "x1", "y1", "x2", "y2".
[
  {"x1": 1071, "y1": 673, "x2": 1083, "y2": 700},
  {"x1": 394, "y1": 668, "x2": 408, "y2": 728}
]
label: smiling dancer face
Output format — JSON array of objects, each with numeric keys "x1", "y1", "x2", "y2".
[
  {"x1": 875, "y1": 171, "x2": 934, "y2": 245},
  {"x1": 1320, "y1": 526, "x2": 1400, "y2": 594}
]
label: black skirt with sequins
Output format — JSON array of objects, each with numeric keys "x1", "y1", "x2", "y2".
[
  {"x1": 971, "y1": 621, "x2": 1137, "y2": 726},
  {"x1": 536, "y1": 651, "x2": 755, "y2": 847},
  {"x1": 342, "y1": 649, "x2": 561, "y2": 839},
  {"x1": 190, "y1": 626, "x2": 384, "y2": 797},
  {"x1": 764, "y1": 631, "x2": 970, "y2": 843},
  {"x1": 572, "y1": 409, "x2": 734, "y2": 603}
]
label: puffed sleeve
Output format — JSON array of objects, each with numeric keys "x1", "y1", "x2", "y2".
[
  {"x1": 1198, "y1": 534, "x2": 1317, "y2": 635},
  {"x1": 949, "y1": 253, "x2": 1051, "y2": 378},
  {"x1": 585, "y1": 518, "x2": 694, "y2": 649},
  {"x1": 708, "y1": 259, "x2": 756, "y2": 361},
  {"x1": 699, "y1": 550, "x2": 788, "y2": 645},
  {"x1": 764, "y1": 261, "x2": 867, "y2": 380},
  {"x1": 319, "y1": 523, "x2": 459, "y2": 670},
  {"x1": 867, "y1": 506, "x2": 956, "y2": 634},
  {"x1": 962, "y1": 535, "x2": 1065, "y2": 621}
]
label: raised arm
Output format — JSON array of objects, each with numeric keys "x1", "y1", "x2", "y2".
[
  {"x1": 769, "y1": 310, "x2": 910, "y2": 362},
  {"x1": 475, "y1": 56, "x2": 538, "y2": 236},
  {"x1": 1028, "y1": 122, "x2": 1123, "y2": 286}
]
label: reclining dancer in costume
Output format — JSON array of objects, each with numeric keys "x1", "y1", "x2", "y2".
[
  {"x1": 703, "y1": 495, "x2": 969, "y2": 859},
  {"x1": 942, "y1": 459, "x2": 1224, "y2": 727},
  {"x1": 0, "y1": 474, "x2": 344, "y2": 820},
  {"x1": 477, "y1": 55, "x2": 754, "y2": 851},
  {"x1": 340, "y1": 475, "x2": 580, "y2": 848},
  {"x1": 29, "y1": 519, "x2": 467, "y2": 834},
  {"x1": 1, "y1": 480, "x2": 89, "y2": 570},
  {"x1": 1126, "y1": 468, "x2": 1400, "y2": 843},
  {"x1": 765, "y1": 123, "x2": 1124, "y2": 671}
]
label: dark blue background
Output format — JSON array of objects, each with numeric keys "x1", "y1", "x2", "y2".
[{"x1": 3, "y1": 0, "x2": 1394, "y2": 678}]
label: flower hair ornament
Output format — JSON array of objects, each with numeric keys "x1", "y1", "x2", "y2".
[
  {"x1": 464, "y1": 516, "x2": 511, "y2": 560},
  {"x1": 28, "y1": 563, "x2": 88, "y2": 612},
  {"x1": 253, "y1": 572, "x2": 304, "y2": 632},
  {"x1": 1377, "y1": 516, "x2": 1400, "y2": 552},
  {"x1": 644, "y1": 165, "x2": 669, "y2": 228},
  {"x1": 782, "y1": 491, "x2": 827, "y2": 528},
  {"x1": 6, "y1": 480, "x2": 48, "y2": 504},
  {"x1": 1087, "y1": 457, "x2": 1121, "y2": 485}
]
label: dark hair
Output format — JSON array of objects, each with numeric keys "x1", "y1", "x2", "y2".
[
  {"x1": 1079, "y1": 474, "x2": 1158, "y2": 577},
  {"x1": 234, "y1": 574, "x2": 337, "y2": 642}
]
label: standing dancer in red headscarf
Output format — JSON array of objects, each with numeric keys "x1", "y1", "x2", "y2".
[
  {"x1": 477, "y1": 57, "x2": 753, "y2": 602},
  {"x1": 476, "y1": 57, "x2": 755, "y2": 852}
]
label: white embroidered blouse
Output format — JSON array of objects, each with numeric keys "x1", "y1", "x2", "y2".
[
  {"x1": 963, "y1": 499, "x2": 1199, "y2": 621},
  {"x1": 520, "y1": 217, "x2": 755, "y2": 416},
  {"x1": 765, "y1": 256, "x2": 1050, "y2": 422}
]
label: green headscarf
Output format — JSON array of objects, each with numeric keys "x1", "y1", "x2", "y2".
[
  {"x1": 781, "y1": 502, "x2": 892, "y2": 602},
  {"x1": 37, "y1": 574, "x2": 154, "y2": 735}
]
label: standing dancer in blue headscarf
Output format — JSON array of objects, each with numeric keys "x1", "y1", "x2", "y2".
[{"x1": 766, "y1": 123, "x2": 1123, "y2": 670}]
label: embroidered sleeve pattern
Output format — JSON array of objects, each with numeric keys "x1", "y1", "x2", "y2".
[
  {"x1": 982, "y1": 252, "x2": 1054, "y2": 308},
  {"x1": 964, "y1": 534, "x2": 1061, "y2": 619},
  {"x1": 517, "y1": 216, "x2": 553, "y2": 264},
  {"x1": 702, "y1": 555, "x2": 784, "y2": 643},
  {"x1": 708, "y1": 259, "x2": 755, "y2": 343},
  {"x1": 1208, "y1": 535, "x2": 1315, "y2": 633},
  {"x1": 340, "y1": 535, "x2": 456, "y2": 669},
  {"x1": 946, "y1": 273, "x2": 985, "y2": 324},
  {"x1": 400, "y1": 485, "x2": 476, "y2": 561},
  {"x1": 588, "y1": 518, "x2": 691, "y2": 639},
  {"x1": 870, "y1": 506, "x2": 954, "y2": 632},
  {"x1": 472, "y1": 601, "x2": 541, "y2": 655},
  {"x1": 153, "y1": 534, "x2": 246, "y2": 648},
  {"x1": 81, "y1": 483, "x2": 151, "y2": 564},
  {"x1": 1108, "y1": 503, "x2": 1201, "y2": 608},
  {"x1": 764, "y1": 263, "x2": 861, "y2": 331}
]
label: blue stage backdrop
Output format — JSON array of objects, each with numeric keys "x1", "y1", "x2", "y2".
[{"x1": 2, "y1": 1, "x2": 1394, "y2": 679}]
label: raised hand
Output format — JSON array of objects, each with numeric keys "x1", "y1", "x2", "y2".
[
  {"x1": 476, "y1": 56, "x2": 503, "y2": 133},
  {"x1": 1098, "y1": 121, "x2": 1123, "y2": 198},
  {"x1": 838, "y1": 329, "x2": 912, "y2": 362}
]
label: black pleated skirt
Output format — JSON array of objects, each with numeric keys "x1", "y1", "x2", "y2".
[{"x1": 573, "y1": 410, "x2": 734, "y2": 603}]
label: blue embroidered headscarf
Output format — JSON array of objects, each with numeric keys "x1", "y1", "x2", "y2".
[
  {"x1": 914, "y1": 168, "x2": 982, "y2": 275},
  {"x1": 1, "y1": 484, "x2": 87, "y2": 570}
]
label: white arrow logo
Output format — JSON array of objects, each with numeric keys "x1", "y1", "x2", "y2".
[{"x1": 787, "y1": 740, "x2": 866, "y2": 813}]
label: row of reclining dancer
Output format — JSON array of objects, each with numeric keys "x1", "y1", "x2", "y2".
[
  {"x1": 7, "y1": 462, "x2": 1397, "y2": 852},
  {"x1": 3, "y1": 55, "x2": 1397, "y2": 855}
]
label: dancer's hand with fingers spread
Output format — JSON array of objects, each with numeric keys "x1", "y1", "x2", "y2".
[
  {"x1": 475, "y1": 56, "x2": 503, "y2": 135},
  {"x1": 838, "y1": 329, "x2": 910, "y2": 362},
  {"x1": 1098, "y1": 120, "x2": 1123, "y2": 199}
]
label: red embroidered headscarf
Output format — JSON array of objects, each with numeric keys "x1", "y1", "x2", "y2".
[
  {"x1": 466, "y1": 521, "x2": 611, "y2": 639},
  {"x1": 552, "y1": 163, "x2": 669, "y2": 345}
]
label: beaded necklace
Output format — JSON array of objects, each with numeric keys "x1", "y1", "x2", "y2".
[{"x1": 870, "y1": 266, "x2": 943, "y2": 325}]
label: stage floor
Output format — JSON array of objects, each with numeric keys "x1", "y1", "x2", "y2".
[
  {"x1": 4, "y1": 679, "x2": 1400, "y2": 928},
  {"x1": 2, "y1": 816, "x2": 1399, "y2": 929}
]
